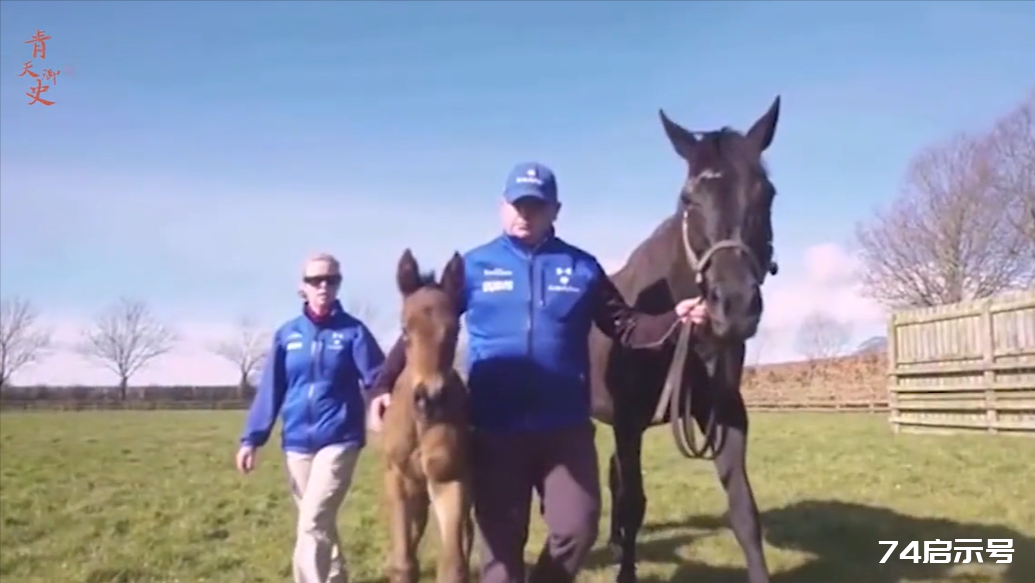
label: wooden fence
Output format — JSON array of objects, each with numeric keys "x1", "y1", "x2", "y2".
[{"x1": 887, "y1": 289, "x2": 1035, "y2": 435}]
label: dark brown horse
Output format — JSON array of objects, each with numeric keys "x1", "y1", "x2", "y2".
[
  {"x1": 381, "y1": 250, "x2": 474, "y2": 583},
  {"x1": 589, "y1": 97, "x2": 782, "y2": 583}
]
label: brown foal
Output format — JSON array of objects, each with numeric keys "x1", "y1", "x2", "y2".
[{"x1": 380, "y1": 249, "x2": 473, "y2": 583}]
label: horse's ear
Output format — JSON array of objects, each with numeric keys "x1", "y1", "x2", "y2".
[
  {"x1": 397, "y1": 249, "x2": 423, "y2": 296},
  {"x1": 439, "y1": 252, "x2": 465, "y2": 306},
  {"x1": 659, "y1": 109, "x2": 698, "y2": 161},
  {"x1": 746, "y1": 96, "x2": 780, "y2": 153}
]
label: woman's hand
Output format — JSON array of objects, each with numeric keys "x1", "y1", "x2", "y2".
[
  {"x1": 368, "y1": 394, "x2": 392, "y2": 433},
  {"x1": 235, "y1": 445, "x2": 256, "y2": 474}
]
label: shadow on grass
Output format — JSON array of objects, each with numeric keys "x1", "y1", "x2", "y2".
[
  {"x1": 586, "y1": 499, "x2": 1034, "y2": 583},
  {"x1": 355, "y1": 566, "x2": 437, "y2": 583}
]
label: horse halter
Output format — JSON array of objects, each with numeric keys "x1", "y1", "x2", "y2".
[{"x1": 677, "y1": 169, "x2": 775, "y2": 289}]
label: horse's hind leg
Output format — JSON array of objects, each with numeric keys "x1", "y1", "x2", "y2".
[
  {"x1": 428, "y1": 478, "x2": 473, "y2": 583},
  {"x1": 608, "y1": 425, "x2": 646, "y2": 583},
  {"x1": 700, "y1": 391, "x2": 770, "y2": 583},
  {"x1": 385, "y1": 467, "x2": 429, "y2": 583}
]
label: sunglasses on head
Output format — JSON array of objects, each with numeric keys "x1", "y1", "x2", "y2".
[{"x1": 303, "y1": 274, "x2": 342, "y2": 286}]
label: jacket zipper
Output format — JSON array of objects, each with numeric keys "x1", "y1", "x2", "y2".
[
  {"x1": 525, "y1": 239, "x2": 550, "y2": 358},
  {"x1": 527, "y1": 256, "x2": 535, "y2": 357},
  {"x1": 306, "y1": 337, "x2": 319, "y2": 451}
]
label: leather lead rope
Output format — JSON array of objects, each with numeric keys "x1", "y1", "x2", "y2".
[{"x1": 651, "y1": 320, "x2": 724, "y2": 459}]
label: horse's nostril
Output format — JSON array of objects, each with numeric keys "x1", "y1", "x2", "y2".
[
  {"x1": 723, "y1": 296, "x2": 735, "y2": 316},
  {"x1": 413, "y1": 387, "x2": 429, "y2": 412},
  {"x1": 708, "y1": 287, "x2": 722, "y2": 304}
]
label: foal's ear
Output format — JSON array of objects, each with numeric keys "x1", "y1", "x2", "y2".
[
  {"x1": 746, "y1": 96, "x2": 780, "y2": 153},
  {"x1": 659, "y1": 109, "x2": 698, "y2": 161},
  {"x1": 397, "y1": 248, "x2": 423, "y2": 296},
  {"x1": 439, "y1": 252, "x2": 465, "y2": 307}
]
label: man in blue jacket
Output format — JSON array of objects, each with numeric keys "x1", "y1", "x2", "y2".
[{"x1": 367, "y1": 163, "x2": 708, "y2": 583}]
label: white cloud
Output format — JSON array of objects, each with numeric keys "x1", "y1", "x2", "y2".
[{"x1": 755, "y1": 243, "x2": 886, "y2": 363}]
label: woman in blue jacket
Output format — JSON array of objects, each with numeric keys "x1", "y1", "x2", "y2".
[{"x1": 235, "y1": 252, "x2": 386, "y2": 583}]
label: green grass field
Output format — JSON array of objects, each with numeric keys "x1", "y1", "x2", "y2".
[{"x1": 1, "y1": 412, "x2": 1032, "y2": 583}]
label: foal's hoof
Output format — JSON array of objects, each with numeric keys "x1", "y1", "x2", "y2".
[{"x1": 387, "y1": 567, "x2": 417, "y2": 583}]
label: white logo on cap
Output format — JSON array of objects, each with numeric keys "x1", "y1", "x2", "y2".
[{"x1": 515, "y1": 165, "x2": 544, "y2": 186}]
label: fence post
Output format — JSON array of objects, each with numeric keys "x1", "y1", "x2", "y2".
[
  {"x1": 980, "y1": 298, "x2": 998, "y2": 434},
  {"x1": 887, "y1": 313, "x2": 900, "y2": 433}
]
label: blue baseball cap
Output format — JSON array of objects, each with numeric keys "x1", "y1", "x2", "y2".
[{"x1": 502, "y1": 162, "x2": 558, "y2": 204}]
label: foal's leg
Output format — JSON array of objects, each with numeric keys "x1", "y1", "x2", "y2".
[
  {"x1": 697, "y1": 389, "x2": 770, "y2": 583},
  {"x1": 385, "y1": 467, "x2": 429, "y2": 583},
  {"x1": 428, "y1": 478, "x2": 473, "y2": 583},
  {"x1": 608, "y1": 424, "x2": 646, "y2": 583}
]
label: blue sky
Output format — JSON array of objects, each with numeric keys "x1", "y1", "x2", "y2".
[{"x1": 1, "y1": 1, "x2": 1033, "y2": 383}]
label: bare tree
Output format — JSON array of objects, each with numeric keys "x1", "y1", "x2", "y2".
[
  {"x1": 796, "y1": 311, "x2": 852, "y2": 363},
  {"x1": 210, "y1": 316, "x2": 270, "y2": 396},
  {"x1": 75, "y1": 298, "x2": 177, "y2": 399},
  {"x1": 344, "y1": 297, "x2": 379, "y2": 326},
  {"x1": 854, "y1": 121, "x2": 1034, "y2": 308},
  {"x1": 0, "y1": 297, "x2": 53, "y2": 388},
  {"x1": 988, "y1": 90, "x2": 1035, "y2": 246},
  {"x1": 745, "y1": 329, "x2": 769, "y2": 368}
]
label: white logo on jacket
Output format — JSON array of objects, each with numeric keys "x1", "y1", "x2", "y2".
[
  {"x1": 330, "y1": 332, "x2": 345, "y2": 349},
  {"x1": 482, "y1": 279, "x2": 514, "y2": 293},
  {"x1": 548, "y1": 267, "x2": 580, "y2": 293}
]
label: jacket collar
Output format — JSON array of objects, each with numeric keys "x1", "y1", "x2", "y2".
[
  {"x1": 498, "y1": 228, "x2": 558, "y2": 258},
  {"x1": 300, "y1": 299, "x2": 344, "y2": 327}
]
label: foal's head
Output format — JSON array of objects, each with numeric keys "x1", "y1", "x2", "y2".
[
  {"x1": 658, "y1": 97, "x2": 781, "y2": 342},
  {"x1": 395, "y1": 249, "x2": 465, "y2": 422}
]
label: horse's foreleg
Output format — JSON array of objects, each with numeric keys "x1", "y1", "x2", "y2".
[
  {"x1": 703, "y1": 393, "x2": 770, "y2": 583},
  {"x1": 428, "y1": 477, "x2": 473, "y2": 583},
  {"x1": 608, "y1": 425, "x2": 646, "y2": 583},
  {"x1": 607, "y1": 451, "x2": 621, "y2": 553},
  {"x1": 385, "y1": 467, "x2": 429, "y2": 583}
]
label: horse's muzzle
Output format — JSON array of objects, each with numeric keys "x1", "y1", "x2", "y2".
[{"x1": 706, "y1": 281, "x2": 763, "y2": 342}]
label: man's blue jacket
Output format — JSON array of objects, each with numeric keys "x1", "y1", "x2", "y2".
[{"x1": 371, "y1": 233, "x2": 678, "y2": 434}]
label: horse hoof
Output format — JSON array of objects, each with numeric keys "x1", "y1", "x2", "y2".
[{"x1": 616, "y1": 568, "x2": 638, "y2": 583}]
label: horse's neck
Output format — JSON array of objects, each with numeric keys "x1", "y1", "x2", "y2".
[
  {"x1": 611, "y1": 214, "x2": 683, "y2": 293},
  {"x1": 401, "y1": 344, "x2": 443, "y2": 385}
]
